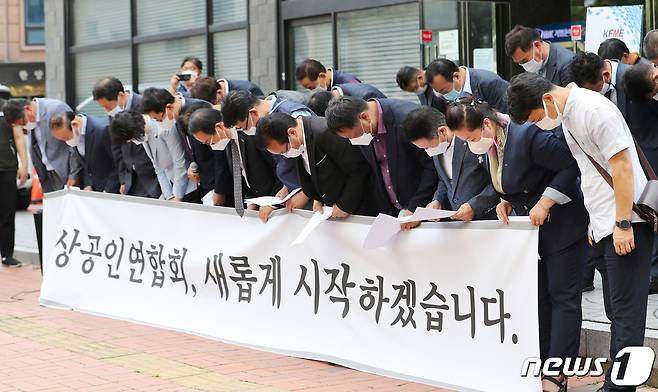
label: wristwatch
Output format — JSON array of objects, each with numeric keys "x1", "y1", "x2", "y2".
[{"x1": 616, "y1": 219, "x2": 632, "y2": 230}]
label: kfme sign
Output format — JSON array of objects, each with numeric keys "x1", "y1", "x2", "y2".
[{"x1": 521, "y1": 347, "x2": 655, "y2": 387}]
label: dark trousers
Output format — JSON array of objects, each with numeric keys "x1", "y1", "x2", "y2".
[
  {"x1": 538, "y1": 238, "x2": 588, "y2": 361},
  {"x1": 0, "y1": 170, "x2": 17, "y2": 258},
  {"x1": 649, "y1": 233, "x2": 658, "y2": 282},
  {"x1": 40, "y1": 170, "x2": 64, "y2": 193},
  {"x1": 593, "y1": 223, "x2": 653, "y2": 392},
  {"x1": 182, "y1": 189, "x2": 201, "y2": 204},
  {"x1": 584, "y1": 246, "x2": 597, "y2": 283}
]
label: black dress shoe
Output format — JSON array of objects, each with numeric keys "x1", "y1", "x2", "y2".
[
  {"x1": 582, "y1": 281, "x2": 595, "y2": 292},
  {"x1": 1, "y1": 256, "x2": 22, "y2": 268},
  {"x1": 649, "y1": 280, "x2": 658, "y2": 295}
]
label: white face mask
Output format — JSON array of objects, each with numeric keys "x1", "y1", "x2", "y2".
[
  {"x1": 415, "y1": 85, "x2": 427, "y2": 95},
  {"x1": 283, "y1": 143, "x2": 305, "y2": 158},
  {"x1": 24, "y1": 121, "x2": 36, "y2": 131},
  {"x1": 156, "y1": 114, "x2": 175, "y2": 131},
  {"x1": 535, "y1": 99, "x2": 563, "y2": 130},
  {"x1": 210, "y1": 129, "x2": 230, "y2": 151},
  {"x1": 520, "y1": 44, "x2": 544, "y2": 73},
  {"x1": 66, "y1": 126, "x2": 81, "y2": 147},
  {"x1": 467, "y1": 138, "x2": 494, "y2": 155},
  {"x1": 349, "y1": 121, "x2": 374, "y2": 146},
  {"x1": 66, "y1": 135, "x2": 80, "y2": 147},
  {"x1": 239, "y1": 113, "x2": 257, "y2": 136},
  {"x1": 425, "y1": 134, "x2": 449, "y2": 157},
  {"x1": 106, "y1": 105, "x2": 122, "y2": 117},
  {"x1": 599, "y1": 81, "x2": 612, "y2": 96}
]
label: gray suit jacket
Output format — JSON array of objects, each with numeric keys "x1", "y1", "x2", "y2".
[
  {"x1": 545, "y1": 43, "x2": 575, "y2": 87},
  {"x1": 432, "y1": 138, "x2": 499, "y2": 220},
  {"x1": 32, "y1": 98, "x2": 73, "y2": 191},
  {"x1": 271, "y1": 90, "x2": 310, "y2": 106},
  {"x1": 467, "y1": 68, "x2": 509, "y2": 113}
]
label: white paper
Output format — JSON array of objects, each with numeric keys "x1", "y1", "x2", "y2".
[
  {"x1": 202, "y1": 191, "x2": 214, "y2": 206},
  {"x1": 438, "y1": 29, "x2": 460, "y2": 61},
  {"x1": 473, "y1": 48, "x2": 496, "y2": 73},
  {"x1": 245, "y1": 188, "x2": 302, "y2": 207},
  {"x1": 291, "y1": 206, "x2": 333, "y2": 246},
  {"x1": 401, "y1": 207, "x2": 455, "y2": 223},
  {"x1": 363, "y1": 208, "x2": 456, "y2": 249}
]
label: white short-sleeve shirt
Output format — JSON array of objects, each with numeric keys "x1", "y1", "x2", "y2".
[{"x1": 561, "y1": 83, "x2": 647, "y2": 242}]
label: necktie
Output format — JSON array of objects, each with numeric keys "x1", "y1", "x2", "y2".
[{"x1": 230, "y1": 139, "x2": 245, "y2": 217}]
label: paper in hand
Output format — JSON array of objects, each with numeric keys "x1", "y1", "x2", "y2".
[
  {"x1": 363, "y1": 208, "x2": 456, "y2": 249},
  {"x1": 245, "y1": 188, "x2": 303, "y2": 207},
  {"x1": 291, "y1": 206, "x2": 333, "y2": 246}
]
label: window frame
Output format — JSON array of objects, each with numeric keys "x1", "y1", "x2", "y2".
[
  {"x1": 64, "y1": 0, "x2": 250, "y2": 107},
  {"x1": 22, "y1": 0, "x2": 46, "y2": 48}
]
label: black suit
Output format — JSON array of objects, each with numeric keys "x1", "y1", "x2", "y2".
[
  {"x1": 73, "y1": 116, "x2": 120, "y2": 193},
  {"x1": 297, "y1": 116, "x2": 376, "y2": 216},
  {"x1": 215, "y1": 134, "x2": 281, "y2": 204},
  {"x1": 117, "y1": 143, "x2": 161, "y2": 198},
  {"x1": 361, "y1": 99, "x2": 437, "y2": 215},
  {"x1": 417, "y1": 87, "x2": 448, "y2": 113}
]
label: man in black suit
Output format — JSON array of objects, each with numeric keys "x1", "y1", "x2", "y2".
[
  {"x1": 50, "y1": 112, "x2": 120, "y2": 193},
  {"x1": 622, "y1": 62, "x2": 658, "y2": 295},
  {"x1": 505, "y1": 25, "x2": 575, "y2": 87},
  {"x1": 402, "y1": 106, "x2": 499, "y2": 221},
  {"x1": 188, "y1": 108, "x2": 282, "y2": 216},
  {"x1": 396, "y1": 65, "x2": 448, "y2": 113},
  {"x1": 325, "y1": 96, "x2": 437, "y2": 229},
  {"x1": 109, "y1": 111, "x2": 161, "y2": 198},
  {"x1": 256, "y1": 112, "x2": 376, "y2": 222},
  {"x1": 570, "y1": 52, "x2": 631, "y2": 119}
]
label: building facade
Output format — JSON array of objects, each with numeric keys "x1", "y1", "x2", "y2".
[
  {"x1": 45, "y1": 0, "x2": 658, "y2": 114},
  {"x1": 0, "y1": 0, "x2": 45, "y2": 99}
]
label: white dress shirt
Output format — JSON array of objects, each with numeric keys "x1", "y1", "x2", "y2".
[
  {"x1": 75, "y1": 115, "x2": 87, "y2": 158},
  {"x1": 440, "y1": 134, "x2": 456, "y2": 180},
  {"x1": 299, "y1": 120, "x2": 311, "y2": 175},
  {"x1": 561, "y1": 83, "x2": 647, "y2": 242}
]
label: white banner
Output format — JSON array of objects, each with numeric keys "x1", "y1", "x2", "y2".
[
  {"x1": 585, "y1": 5, "x2": 644, "y2": 53},
  {"x1": 40, "y1": 190, "x2": 541, "y2": 392}
]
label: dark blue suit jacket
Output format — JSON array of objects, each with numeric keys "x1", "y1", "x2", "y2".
[
  {"x1": 228, "y1": 80, "x2": 264, "y2": 97},
  {"x1": 332, "y1": 70, "x2": 361, "y2": 86},
  {"x1": 497, "y1": 122, "x2": 588, "y2": 256},
  {"x1": 466, "y1": 68, "x2": 509, "y2": 113},
  {"x1": 433, "y1": 138, "x2": 498, "y2": 219},
  {"x1": 360, "y1": 99, "x2": 437, "y2": 214},
  {"x1": 612, "y1": 61, "x2": 630, "y2": 119},
  {"x1": 77, "y1": 116, "x2": 120, "y2": 193},
  {"x1": 334, "y1": 83, "x2": 386, "y2": 100}
]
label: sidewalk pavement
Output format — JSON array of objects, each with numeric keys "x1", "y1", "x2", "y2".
[{"x1": 0, "y1": 264, "x2": 631, "y2": 392}]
